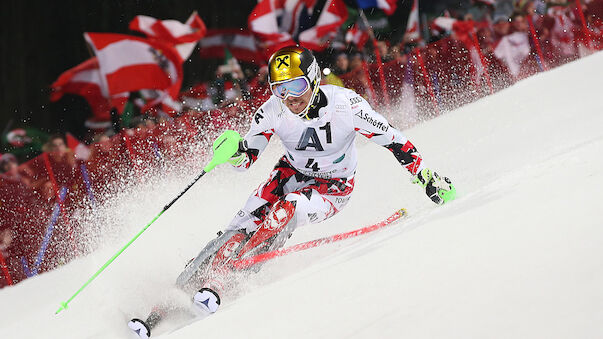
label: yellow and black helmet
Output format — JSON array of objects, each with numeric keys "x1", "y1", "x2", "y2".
[{"x1": 268, "y1": 46, "x2": 321, "y2": 117}]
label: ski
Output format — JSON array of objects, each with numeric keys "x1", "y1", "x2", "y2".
[
  {"x1": 232, "y1": 208, "x2": 407, "y2": 269},
  {"x1": 128, "y1": 209, "x2": 406, "y2": 337}
]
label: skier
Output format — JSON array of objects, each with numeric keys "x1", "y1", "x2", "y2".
[{"x1": 129, "y1": 46, "x2": 455, "y2": 338}]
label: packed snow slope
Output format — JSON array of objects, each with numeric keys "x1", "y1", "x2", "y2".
[{"x1": 2, "y1": 52, "x2": 603, "y2": 339}]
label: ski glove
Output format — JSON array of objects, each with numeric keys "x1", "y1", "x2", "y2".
[
  {"x1": 413, "y1": 168, "x2": 456, "y2": 205},
  {"x1": 227, "y1": 139, "x2": 249, "y2": 167}
]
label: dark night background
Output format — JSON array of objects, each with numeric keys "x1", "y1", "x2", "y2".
[{"x1": 0, "y1": 0, "x2": 462, "y2": 139}]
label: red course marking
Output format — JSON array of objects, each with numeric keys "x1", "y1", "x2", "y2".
[{"x1": 232, "y1": 209, "x2": 407, "y2": 270}]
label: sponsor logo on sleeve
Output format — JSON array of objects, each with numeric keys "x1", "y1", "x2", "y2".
[
  {"x1": 349, "y1": 96, "x2": 363, "y2": 105},
  {"x1": 354, "y1": 110, "x2": 389, "y2": 132}
]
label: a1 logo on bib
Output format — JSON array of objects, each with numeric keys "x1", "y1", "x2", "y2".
[
  {"x1": 296, "y1": 128, "x2": 323, "y2": 151},
  {"x1": 296, "y1": 123, "x2": 332, "y2": 151}
]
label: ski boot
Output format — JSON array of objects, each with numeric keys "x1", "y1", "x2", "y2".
[
  {"x1": 128, "y1": 318, "x2": 152, "y2": 339},
  {"x1": 193, "y1": 287, "x2": 221, "y2": 314}
]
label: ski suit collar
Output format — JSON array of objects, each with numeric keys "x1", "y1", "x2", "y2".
[{"x1": 305, "y1": 88, "x2": 327, "y2": 120}]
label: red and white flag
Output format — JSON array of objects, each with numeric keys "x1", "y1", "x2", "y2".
[
  {"x1": 448, "y1": 20, "x2": 489, "y2": 83},
  {"x1": 50, "y1": 57, "x2": 127, "y2": 120},
  {"x1": 249, "y1": 0, "x2": 348, "y2": 56},
  {"x1": 129, "y1": 12, "x2": 206, "y2": 59},
  {"x1": 199, "y1": 29, "x2": 264, "y2": 64},
  {"x1": 248, "y1": 0, "x2": 295, "y2": 55},
  {"x1": 355, "y1": 0, "x2": 398, "y2": 16},
  {"x1": 135, "y1": 89, "x2": 182, "y2": 117},
  {"x1": 345, "y1": 24, "x2": 369, "y2": 48},
  {"x1": 65, "y1": 133, "x2": 91, "y2": 161},
  {"x1": 405, "y1": 0, "x2": 421, "y2": 41},
  {"x1": 432, "y1": 16, "x2": 456, "y2": 33},
  {"x1": 180, "y1": 82, "x2": 216, "y2": 111},
  {"x1": 84, "y1": 33, "x2": 183, "y2": 100},
  {"x1": 129, "y1": 12, "x2": 206, "y2": 44},
  {"x1": 494, "y1": 32, "x2": 531, "y2": 77},
  {"x1": 296, "y1": 0, "x2": 348, "y2": 51}
]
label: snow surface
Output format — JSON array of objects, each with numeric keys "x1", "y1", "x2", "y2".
[{"x1": 2, "y1": 52, "x2": 603, "y2": 339}]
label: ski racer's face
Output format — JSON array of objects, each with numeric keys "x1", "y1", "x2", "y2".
[
  {"x1": 270, "y1": 75, "x2": 313, "y2": 115},
  {"x1": 283, "y1": 87, "x2": 313, "y2": 115}
]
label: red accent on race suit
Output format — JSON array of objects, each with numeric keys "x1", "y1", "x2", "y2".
[
  {"x1": 402, "y1": 140, "x2": 415, "y2": 152},
  {"x1": 321, "y1": 196, "x2": 338, "y2": 218},
  {"x1": 354, "y1": 127, "x2": 376, "y2": 139},
  {"x1": 405, "y1": 154, "x2": 422, "y2": 175},
  {"x1": 254, "y1": 157, "x2": 355, "y2": 204},
  {"x1": 237, "y1": 199, "x2": 296, "y2": 257},
  {"x1": 255, "y1": 159, "x2": 299, "y2": 206},
  {"x1": 210, "y1": 231, "x2": 247, "y2": 270},
  {"x1": 260, "y1": 130, "x2": 273, "y2": 141},
  {"x1": 308, "y1": 175, "x2": 355, "y2": 197},
  {"x1": 248, "y1": 157, "x2": 355, "y2": 229}
]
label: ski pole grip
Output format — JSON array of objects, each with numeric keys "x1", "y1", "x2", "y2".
[{"x1": 203, "y1": 130, "x2": 242, "y2": 173}]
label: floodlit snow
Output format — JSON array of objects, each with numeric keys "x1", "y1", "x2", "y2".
[{"x1": 2, "y1": 52, "x2": 603, "y2": 339}]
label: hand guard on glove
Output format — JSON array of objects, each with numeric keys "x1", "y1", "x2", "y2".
[
  {"x1": 227, "y1": 139, "x2": 248, "y2": 167},
  {"x1": 413, "y1": 168, "x2": 456, "y2": 205}
]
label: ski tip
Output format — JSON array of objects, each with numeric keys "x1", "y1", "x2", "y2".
[{"x1": 397, "y1": 208, "x2": 408, "y2": 217}]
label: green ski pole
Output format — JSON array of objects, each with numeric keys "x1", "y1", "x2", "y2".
[{"x1": 55, "y1": 130, "x2": 241, "y2": 315}]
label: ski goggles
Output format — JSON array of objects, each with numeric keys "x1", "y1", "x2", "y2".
[{"x1": 270, "y1": 77, "x2": 310, "y2": 100}]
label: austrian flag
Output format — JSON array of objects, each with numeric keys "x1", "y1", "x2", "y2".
[
  {"x1": 199, "y1": 29, "x2": 263, "y2": 64},
  {"x1": 129, "y1": 12, "x2": 206, "y2": 45},
  {"x1": 50, "y1": 58, "x2": 109, "y2": 117},
  {"x1": 50, "y1": 57, "x2": 128, "y2": 120},
  {"x1": 355, "y1": 0, "x2": 398, "y2": 16},
  {"x1": 129, "y1": 12, "x2": 206, "y2": 60},
  {"x1": 84, "y1": 33, "x2": 183, "y2": 98},
  {"x1": 405, "y1": 0, "x2": 421, "y2": 41},
  {"x1": 249, "y1": 0, "x2": 348, "y2": 55}
]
